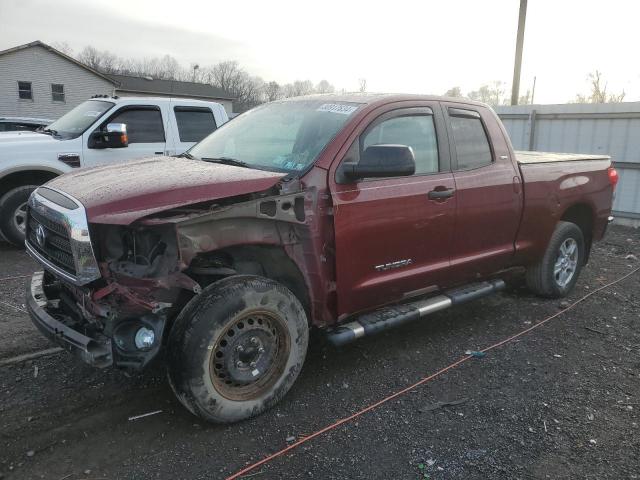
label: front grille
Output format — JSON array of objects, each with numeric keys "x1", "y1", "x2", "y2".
[{"x1": 26, "y1": 208, "x2": 76, "y2": 275}]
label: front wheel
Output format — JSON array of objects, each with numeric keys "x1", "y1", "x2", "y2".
[
  {"x1": 167, "y1": 275, "x2": 309, "y2": 423},
  {"x1": 0, "y1": 185, "x2": 37, "y2": 247},
  {"x1": 526, "y1": 221, "x2": 585, "y2": 298}
]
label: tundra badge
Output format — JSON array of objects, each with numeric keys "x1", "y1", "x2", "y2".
[{"x1": 374, "y1": 259, "x2": 413, "y2": 272}]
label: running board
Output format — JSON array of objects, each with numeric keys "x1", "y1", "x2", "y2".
[{"x1": 326, "y1": 279, "x2": 506, "y2": 347}]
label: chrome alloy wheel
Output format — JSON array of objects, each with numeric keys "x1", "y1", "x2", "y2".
[
  {"x1": 13, "y1": 201, "x2": 28, "y2": 235},
  {"x1": 554, "y1": 238, "x2": 578, "y2": 287}
]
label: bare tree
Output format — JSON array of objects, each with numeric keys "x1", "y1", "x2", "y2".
[
  {"x1": 282, "y1": 80, "x2": 315, "y2": 97},
  {"x1": 316, "y1": 80, "x2": 335, "y2": 94},
  {"x1": 204, "y1": 61, "x2": 266, "y2": 111},
  {"x1": 51, "y1": 41, "x2": 73, "y2": 56},
  {"x1": 77, "y1": 45, "x2": 125, "y2": 74},
  {"x1": 518, "y1": 89, "x2": 531, "y2": 105},
  {"x1": 77, "y1": 46, "x2": 102, "y2": 70},
  {"x1": 358, "y1": 78, "x2": 367, "y2": 93},
  {"x1": 444, "y1": 86, "x2": 463, "y2": 97},
  {"x1": 74, "y1": 44, "x2": 340, "y2": 111},
  {"x1": 263, "y1": 81, "x2": 283, "y2": 102},
  {"x1": 207, "y1": 61, "x2": 241, "y2": 92},
  {"x1": 99, "y1": 51, "x2": 120, "y2": 74},
  {"x1": 467, "y1": 81, "x2": 507, "y2": 106},
  {"x1": 574, "y1": 70, "x2": 625, "y2": 103}
]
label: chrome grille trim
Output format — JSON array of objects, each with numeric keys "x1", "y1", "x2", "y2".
[{"x1": 26, "y1": 187, "x2": 101, "y2": 286}]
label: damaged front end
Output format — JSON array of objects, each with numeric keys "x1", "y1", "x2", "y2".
[
  {"x1": 25, "y1": 188, "x2": 200, "y2": 370},
  {"x1": 26, "y1": 171, "x2": 334, "y2": 371}
]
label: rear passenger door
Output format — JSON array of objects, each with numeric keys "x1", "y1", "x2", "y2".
[
  {"x1": 83, "y1": 105, "x2": 167, "y2": 167},
  {"x1": 169, "y1": 105, "x2": 218, "y2": 155},
  {"x1": 330, "y1": 105, "x2": 457, "y2": 317},
  {"x1": 442, "y1": 103, "x2": 522, "y2": 280}
]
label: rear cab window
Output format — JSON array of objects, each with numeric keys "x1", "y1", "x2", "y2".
[
  {"x1": 174, "y1": 107, "x2": 217, "y2": 142},
  {"x1": 447, "y1": 107, "x2": 493, "y2": 170}
]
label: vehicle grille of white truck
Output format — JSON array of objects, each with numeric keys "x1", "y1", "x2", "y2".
[{"x1": 25, "y1": 187, "x2": 101, "y2": 286}]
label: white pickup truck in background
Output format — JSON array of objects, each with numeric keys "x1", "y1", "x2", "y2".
[{"x1": 0, "y1": 96, "x2": 229, "y2": 245}]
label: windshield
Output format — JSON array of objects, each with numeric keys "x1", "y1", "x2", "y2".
[
  {"x1": 189, "y1": 99, "x2": 362, "y2": 173},
  {"x1": 46, "y1": 100, "x2": 114, "y2": 139}
]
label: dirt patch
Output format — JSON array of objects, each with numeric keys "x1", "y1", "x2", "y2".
[{"x1": 0, "y1": 226, "x2": 638, "y2": 479}]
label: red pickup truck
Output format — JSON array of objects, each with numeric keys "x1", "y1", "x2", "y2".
[{"x1": 25, "y1": 94, "x2": 617, "y2": 423}]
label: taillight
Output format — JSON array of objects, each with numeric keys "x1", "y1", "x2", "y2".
[{"x1": 608, "y1": 166, "x2": 619, "y2": 188}]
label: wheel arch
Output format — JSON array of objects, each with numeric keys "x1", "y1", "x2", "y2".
[
  {"x1": 187, "y1": 244, "x2": 312, "y2": 324},
  {"x1": 0, "y1": 168, "x2": 61, "y2": 196},
  {"x1": 560, "y1": 203, "x2": 594, "y2": 263}
]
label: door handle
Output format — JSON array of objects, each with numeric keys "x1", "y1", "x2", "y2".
[{"x1": 428, "y1": 188, "x2": 455, "y2": 200}]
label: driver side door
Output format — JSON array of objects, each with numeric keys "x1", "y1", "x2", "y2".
[{"x1": 330, "y1": 105, "x2": 457, "y2": 317}]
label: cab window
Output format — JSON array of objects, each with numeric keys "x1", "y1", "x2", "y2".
[
  {"x1": 448, "y1": 109, "x2": 492, "y2": 170},
  {"x1": 361, "y1": 115, "x2": 439, "y2": 175},
  {"x1": 109, "y1": 107, "x2": 165, "y2": 143},
  {"x1": 174, "y1": 107, "x2": 217, "y2": 142}
]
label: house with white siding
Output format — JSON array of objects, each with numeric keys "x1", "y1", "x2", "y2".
[
  {"x1": 0, "y1": 41, "x2": 117, "y2": 120},
  {"x1": 0, "y1": 41, "x2": 235, "y2": 120}
]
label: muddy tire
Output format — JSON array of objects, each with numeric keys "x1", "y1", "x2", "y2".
[
  {"x1": 167, "y1": 275, "x2": 309, "y2": 423},
  {"x1": 0, "y1": 185, "x2": 37, "y2": 247},
  {"x1": 526, "y1": 221, "x2": 585, "y2": 298}
]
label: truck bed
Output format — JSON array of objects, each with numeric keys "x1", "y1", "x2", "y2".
[{"x1": 516, "y1": 151, "x2": 611, "y2": 164}]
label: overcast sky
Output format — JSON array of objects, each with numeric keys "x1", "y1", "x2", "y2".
[{"x1": 1, "y1": 0, "x2": 639, "y2": 104}]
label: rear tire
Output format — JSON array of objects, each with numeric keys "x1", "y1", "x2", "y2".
[
  {"x1": 526, "y1": 221, "x2": 585, "y2": 298},
  {"x1": 0, "y1": 185, "x2": 37, "y2": 247},
  {"x1": 167, "y1": 275, "x2": 309, "y2": 423}
]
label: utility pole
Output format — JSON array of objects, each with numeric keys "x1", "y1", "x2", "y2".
[{"x1": 511, "y1": 0, "x2": 528, "y2": 105}]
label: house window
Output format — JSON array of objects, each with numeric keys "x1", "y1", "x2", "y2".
[
  {"x1": 51, "y1": 84, "x2": 65, "y2": 102},
  {"x1": 18, "y1": 81, "x2": 32, "y2": 100}
]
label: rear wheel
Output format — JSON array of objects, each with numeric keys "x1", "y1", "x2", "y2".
[
  {"x1": 526, "y1": 221, "x2": 585, "y2": 298},
  {"x1": 0, "y1": 185, "x2": 37, "y2": 247},
  {"x1": 167, "y1": 275, "x2": 308, "y2": 423}
]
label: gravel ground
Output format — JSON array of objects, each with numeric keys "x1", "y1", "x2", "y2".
[{"x1": 0, "y1": 225, "x2": 639, "y2": 480}]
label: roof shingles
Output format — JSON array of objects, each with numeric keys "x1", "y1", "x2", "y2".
[{"x1": 109, "y1": 74, "x2": 234, "y2": 101}]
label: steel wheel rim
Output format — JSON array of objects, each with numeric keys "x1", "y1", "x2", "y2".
[
  {"x1": 554, "y1": 238, "x2": 578, "y2": 287},
  {"x1": 210, "y1": 310, "x2": 290, "y2": 401},
  {"x1": 13, "y1": 202, "x2": 28, "y2": 235}
]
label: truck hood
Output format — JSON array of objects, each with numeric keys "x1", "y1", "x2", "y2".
[
  {"x1": 0, "y1": 131, "x2": 60, "y2": 146},
  {"x1": 46, "y1": 156, "x2": 285, "y2": 225}
]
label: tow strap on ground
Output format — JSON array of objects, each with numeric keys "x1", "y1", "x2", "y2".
[{"x1": 226, "y1": 266, "x2": 640, "y2": 480}]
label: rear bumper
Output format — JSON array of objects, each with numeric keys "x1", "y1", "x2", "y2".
[{"x1": 27, "y1": 271, "x2": 113, "y2": 368}]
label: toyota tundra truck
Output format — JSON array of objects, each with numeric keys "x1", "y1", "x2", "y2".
[
  {"x1": 0, "y1": 96, "x2": 228, "y2": 246},
  {"x1": 24, "y1": 94, "x2": 617, "y2": 423}
]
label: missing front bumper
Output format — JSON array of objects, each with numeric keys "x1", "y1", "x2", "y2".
[{"x1": 27, "y1": 271, "x2": 113, "y2": 368}]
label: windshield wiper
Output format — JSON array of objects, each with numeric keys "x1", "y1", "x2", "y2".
[
  {"x1": 176, "y1": 152, "x2": 194, "y2": 159},
  {"x1": 200, "y1": 157, "x2": 250, "y2": 168},
  {"x1": 40, "y1": 128, "x2": 59, "y2": 136}
]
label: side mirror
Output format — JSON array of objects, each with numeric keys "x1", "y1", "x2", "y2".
[
  {"x1": 89, "y1": 123, "x2": 128, "y2": 149},
  {"x1": 343, "y1": 144, "x2": 415, "y2": 180}
]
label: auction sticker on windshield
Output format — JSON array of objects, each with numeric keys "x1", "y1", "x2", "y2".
[{"x1": 317, "y1": 104, "x2": 359, "y2": 115}]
